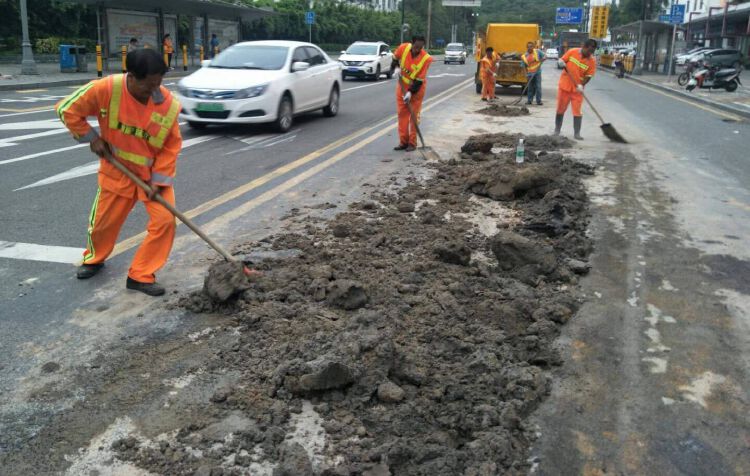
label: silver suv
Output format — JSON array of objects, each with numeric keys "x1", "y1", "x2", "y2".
[{"x1": 445, "y1": 43, "x2": 467, "y2": 64}]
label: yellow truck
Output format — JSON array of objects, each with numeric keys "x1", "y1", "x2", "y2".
[{"x1": 474, "y1": 23, "x2": 542, "y2": 94}]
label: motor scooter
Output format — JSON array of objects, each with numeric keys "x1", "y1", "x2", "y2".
[{"x1": 686, "y1": 64, "x2": 742, "y2": 92}]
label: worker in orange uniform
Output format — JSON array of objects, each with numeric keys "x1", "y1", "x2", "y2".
[
  {"x1": 56, "y1": 48, "x2": 182, "y2": 296},
  {"x1": 521, "y1": 41, "x2": 546, "y2": 105},
  {"x1": 391, "y1": 35, "x2": 433, "y2": 152},
  {"x1": 480, "y1": 47, "x2": 497, "y2": 101},
  {"x1": 163, "y1": 33, "x2": 174, "y2": 70},
  {"x1": 555, "y1": 38, "x2": 597, "y2": 140}
]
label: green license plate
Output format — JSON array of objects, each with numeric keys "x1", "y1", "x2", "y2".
[{"x1": 196, "y1": 102, "x2": 224, "y2": 112}]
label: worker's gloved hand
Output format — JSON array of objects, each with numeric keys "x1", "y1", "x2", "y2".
[
  {"x1": 146, "y1": 183, "x2": 166, "y2": 201},
  {"x1": 90, "y1": 136, "x2": 111, "y2": 158},
  {"x1": 576, "y1": 84, "x2": 585, "y2": 93},
  {"x1": 393, "y1": 67, "x2": 401, "y2": 78},
  {"x1": 403, "y1": 91, "x2": 412, "y2": 104},
  {"x1": 558, "y1": 59, "x2": 566, "y2": 68}
]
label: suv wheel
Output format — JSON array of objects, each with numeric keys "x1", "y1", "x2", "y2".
[
  {"x1": 386, "y1": 65, "x2": 395, "y2": 79},
  {"x1": 323, "y1": 85, "x2": 340, "y2": 117},
  {"x1": 372, "y1": 65, "x2": 381, "y2": 81},
  {"x1": 274, "y1": 95, "x2": 293, "y2": 133}
]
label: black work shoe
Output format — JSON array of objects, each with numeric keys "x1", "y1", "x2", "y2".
[
  {"x1": 405, "y1": 144, "x2": 417, "y2": 152},
  {"x1": 574, "y1": 134, "x2": 584, "y2": 141},
  {"x1": 526, "y1": 101, "x2": 532, "y2": 105},
  {"x1": 536, "y1": 101, "x2": 543, "y2": 105},
  {"x1": 393, "y1": 144, "x2": 408, "y2": 151},
  {"x1": 126, "y1": 277, "x2": 166, "y2": 296},
  {"x1": 77, "y1": 263, "x2": 104, "y2": 279}
]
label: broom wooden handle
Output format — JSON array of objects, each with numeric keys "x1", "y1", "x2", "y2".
[
  {"x1": 102, "y1": 150, "x2": 237, "y2": 263},
  {"x1": 563, "y1": 66, "x2": 607, "y2": 125}
]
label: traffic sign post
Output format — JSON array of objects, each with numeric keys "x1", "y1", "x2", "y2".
[
  {"x1": 555, "y1": 7, "x2": 583, "y2": 25},
  {"x1": 306, "y1": 11, "x2": 315, "y2": 43},
  {"x1": 666, "y1": 5, "x2": 685, "y2": 82}
]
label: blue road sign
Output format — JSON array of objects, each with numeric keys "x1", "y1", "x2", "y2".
[
  {"x1": 555, "y1": 7, "x2": 583, "y2": 25},
  {"x1": 659, "y1": 14, "x2": 671, "y2": 22},
  {"x1": 670, "y1": 4, "x2": 685, "y2": 24},
  {"x1": 305, "y1": 11, "x2": 315, "y2": 25}
]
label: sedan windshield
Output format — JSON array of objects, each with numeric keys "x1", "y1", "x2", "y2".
[
  {"x1": 446, "y1": 44, "x2": 463, "y2": 51},
  {"x1": 210, "y1": 45, "x2": 289, "y2": 70},
  {"x1": 346, "y1": 44, "x2": 378, "y2": 55}
]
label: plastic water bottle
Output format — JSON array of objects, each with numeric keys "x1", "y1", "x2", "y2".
[{"x1": 515, "y1": 138, "x2": 525, "y2": 164}]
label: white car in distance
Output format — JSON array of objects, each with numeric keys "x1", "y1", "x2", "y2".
[
  {"x1": 444, "y1": 43, "x2": 467, "y2": 64},
  {"x1": 545, "y1": 48, "x2": 559, "y2": 60},
  {"x1": 339, "y1": 42, "x2": 394, "y2": 80},
  {"x1": 177, "y1": 40, "x2": 342, "y2": 132}
]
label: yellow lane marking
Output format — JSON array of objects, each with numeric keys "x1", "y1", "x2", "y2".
[
  {"x1": 15, "y1": 88, "x2": 47, "y2": 93},
  {"x1": 0, "y1": 105, "x2": 56, "y2": 113},
  {"x1": 627, "y1": 79, "x2": 744, "y2": 121},
  {"x1": 108, "y1": 78, "x2": 473, "y2": 259},
  {"x1": 727, "y1": 198, "x2": 750, "y2": 213}
]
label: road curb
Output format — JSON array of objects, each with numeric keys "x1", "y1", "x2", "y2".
[
  {"x1": 625, "y1": 73, "x2": 750, "y2": 120},
  {"x1": 0, "y1": 70, "x2": 193, "y2": 92}
]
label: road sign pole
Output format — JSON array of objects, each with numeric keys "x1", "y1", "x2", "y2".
[{"x1": 667, "y1": 23, "x2": 677, "y2": 82}]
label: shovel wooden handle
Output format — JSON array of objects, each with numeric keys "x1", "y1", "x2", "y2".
[
  {"x1": 562, "y1": 66, "x2": 607, "y2": 125},
  {"x1": 102, "y1": 150, "x2": 237, "y2": 263}
]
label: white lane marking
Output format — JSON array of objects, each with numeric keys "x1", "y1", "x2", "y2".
[
  {"x1": 0, "y1": 94, "x2": 66, "y2": 104},
  {"x1": 428, "y1": 73, "x2": 467, "y2": 78},
  {"x1": 13, "y1": 135, "x2": 220, "y2": 190},
  {"x1": 0, "y1": 143, "x2": 87, "y2": 166},
  {"x1": 342, "y1": 81, "x2": 392, "y2": 92},
  {"x1": 0, "y1": 119, "x2": 98, "y2": 147},
  {"x1": 679, "y1": 371, "x2": 727, "y2": 409},
  {"x1": 0, "y1": 118, "x2": 63, "y2": 130},
  {"x1": 0, "y1": 108, "x2": 55, "y2": 119},
  {"x1": 0, "y1": 241, "x2": 83, "y2": 264},
  {"x1": 226, "y1": 130, "x2": 299, "y2": 155}
]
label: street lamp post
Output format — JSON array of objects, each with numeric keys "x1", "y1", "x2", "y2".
[
  {"x1": 400, "y1": 0, "x2": 406, "y2": 43},
  {"x1": 19, "y1": 0, "x2": 38, "y2": 75}
]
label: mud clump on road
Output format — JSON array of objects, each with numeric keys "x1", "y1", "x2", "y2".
[
  {"x1": 120, "y1": 133, "x2": 593, "y2": 475},
  {"x1": 203, "y1": 261, "x2": 253, "y2": 302},
  {"x1": 476, "y1": 103, "x2": 530, "y2": 117}
]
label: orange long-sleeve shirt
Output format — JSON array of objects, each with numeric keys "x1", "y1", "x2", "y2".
[
  {"x1": 57, "y1": 75, "x2": 182, "y2": 197},
  {"x1": 558, "y1": 48, "x2": 597, "y2": 93}
]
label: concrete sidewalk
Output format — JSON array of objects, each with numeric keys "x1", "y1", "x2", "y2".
[
  {"x1": 0, "y1": 60, "x2": 199, "y2": 91},
  {"x1": 599, "y1": 65, "x2": 750, "y2": 119}
]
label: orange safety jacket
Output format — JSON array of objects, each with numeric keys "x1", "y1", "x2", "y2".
[
  {"x1": 522, "y1": 49, "x2": 542, "y2": 73},
  {"x1": 480, "y1": 56, "x2": 497, "y2": 78},
  {"x1": 559, "y1": 48, "x2": 597, "y2": 92},
  {"x1": 56, "y1": 74, "x2": 182, "y2": 197},
  {"x1": 395, "y1": 43, "x2": 433, "y2": 88},
  {"x1": 164, "y1": 38, "x2": 174, "y2": 54}
]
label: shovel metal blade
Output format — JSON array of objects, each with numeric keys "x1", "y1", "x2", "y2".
[
  {"x1": 418, "y1": 146, "x2": 441, "y2": 161},
  {"x1": 600, "y1": 123, "x2": 627, "y2": 144}
]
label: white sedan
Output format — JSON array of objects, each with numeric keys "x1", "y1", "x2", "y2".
[{"x1": 177, "y1": 40, "x2": 342, "y2": 132}]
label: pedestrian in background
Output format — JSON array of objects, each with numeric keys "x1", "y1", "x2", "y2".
[
  {"x1": 163, "y1": 34, "x2": 174, "y2": 69},
  {"x1": 127, "y1": 37, "x2": 138, "y2": 53},
  {"x1": 521, "y1": 41, "x2": 546, "y2": 105},
  {"x1": 210, "y1": 34, "x2": 220, "y2": 58},
  {"x1": 480, "y1": 47, "x2": 497, "y2": 101}
]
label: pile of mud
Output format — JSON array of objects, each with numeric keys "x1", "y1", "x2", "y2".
[
  {"x1": 115, "y1": 133, "x2": 593, "y2": 475},
  {"x1": 476, "y1": 103, "x2": 530, "y2": 117}
]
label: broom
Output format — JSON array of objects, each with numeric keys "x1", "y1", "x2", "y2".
[{"x1": 563, "y1": 66, "x2": 627, "y2": 144}]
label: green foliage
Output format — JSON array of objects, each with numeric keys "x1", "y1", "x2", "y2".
[{"x1": 2, "y1": 0, "x2": 98, "y2": 53}]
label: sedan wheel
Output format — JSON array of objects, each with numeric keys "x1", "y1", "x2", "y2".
[
  {"x1": 275, "y1": 95, "x2": 293, "y2": 133},
  {"x1": 323, "y1": 86, "x2": 340, "y2": 117}
]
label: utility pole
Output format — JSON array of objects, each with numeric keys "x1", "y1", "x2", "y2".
[
  {"x1": 19, "y1": 0, "x2": 38, "y2": 75},
  {"x1": 400, "y1": 0, "x2": 406, "y2": 43},
  {"x1": 635, "y1": 0, "x2": 648, "y2": 74},
  {"x1": 426, "y1": 0, "x2": 432, "y2": 48}
]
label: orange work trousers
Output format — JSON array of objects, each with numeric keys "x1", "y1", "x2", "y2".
[
  {"x1": 396, "y1": 84, "x2": 425, "y2": 147},
  {"x1": 481, "y1": 74, "x2": 496, "y2": 100},
  {"x1": 556, "y1": 88, "x2": 584, "y2": 117},
  {"x1": 82, "y1": 185, "x2": 176, "y2": 283}
]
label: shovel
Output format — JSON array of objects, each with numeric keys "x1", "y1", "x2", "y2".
[
  {"x1": 563, "y1": 67, "x2": 627, "y2": 143},
  {"x1": 397, "y1": 79, "x2": 441, "y2": 161},
  {"x1": 102, "y1": 149, "x2": 259, "y2": 279}
]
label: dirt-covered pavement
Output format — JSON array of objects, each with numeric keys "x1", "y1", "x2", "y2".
[{"x1": 2, "y1": 63, "x2": 749, "y2": 475}]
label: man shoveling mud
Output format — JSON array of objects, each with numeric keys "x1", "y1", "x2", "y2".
[
  {"x1": 56, "y1": 49, "x2": 182, "y2": 296},
  {"x1": 392, "y1": 35, "x2": 433, "y2": 152}
]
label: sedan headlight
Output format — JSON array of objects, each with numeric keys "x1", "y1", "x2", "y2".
[
  {"x1": 234, "y1": 84, "x2": 269, "y2": 99},
  {"x1": 176, "y1": 84, "x2": 191, "y2": 98}
]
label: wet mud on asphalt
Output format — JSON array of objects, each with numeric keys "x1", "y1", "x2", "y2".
[
  {"x1": 476, "y1": 104, "x2": 530, "y2": 117},
  {"x1": 0, "y1": 128, "x2": 595, "y2": 475}
]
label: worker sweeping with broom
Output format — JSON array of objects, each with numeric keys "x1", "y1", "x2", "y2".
[
  {"x1": 554, "y1": 38, "x2": 598, "y2": 140},
  {"x1": 57, "y1": 48, "x2": 182, "y2": 296},
  {"x1": 392, "y1": 35, "x2": 433, "y2": 152}
]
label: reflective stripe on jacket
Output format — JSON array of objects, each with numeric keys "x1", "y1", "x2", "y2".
[
  {"x1": 522, "y1": 49, "x2": 542, "y2": 73},
  {"x1": 56, "y1": 74, "x2": 182, "y2": 196},
  {"x1": 396, "y1": 43, "x2": 432, "y2": 86}
]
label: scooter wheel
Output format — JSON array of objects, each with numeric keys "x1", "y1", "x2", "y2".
[
  {"x1": 725, "y1": 81, "x2": 738, "y2": 93},
  {"x1": 677, "y1": 72, "x2": 690, "y2": 86}
]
